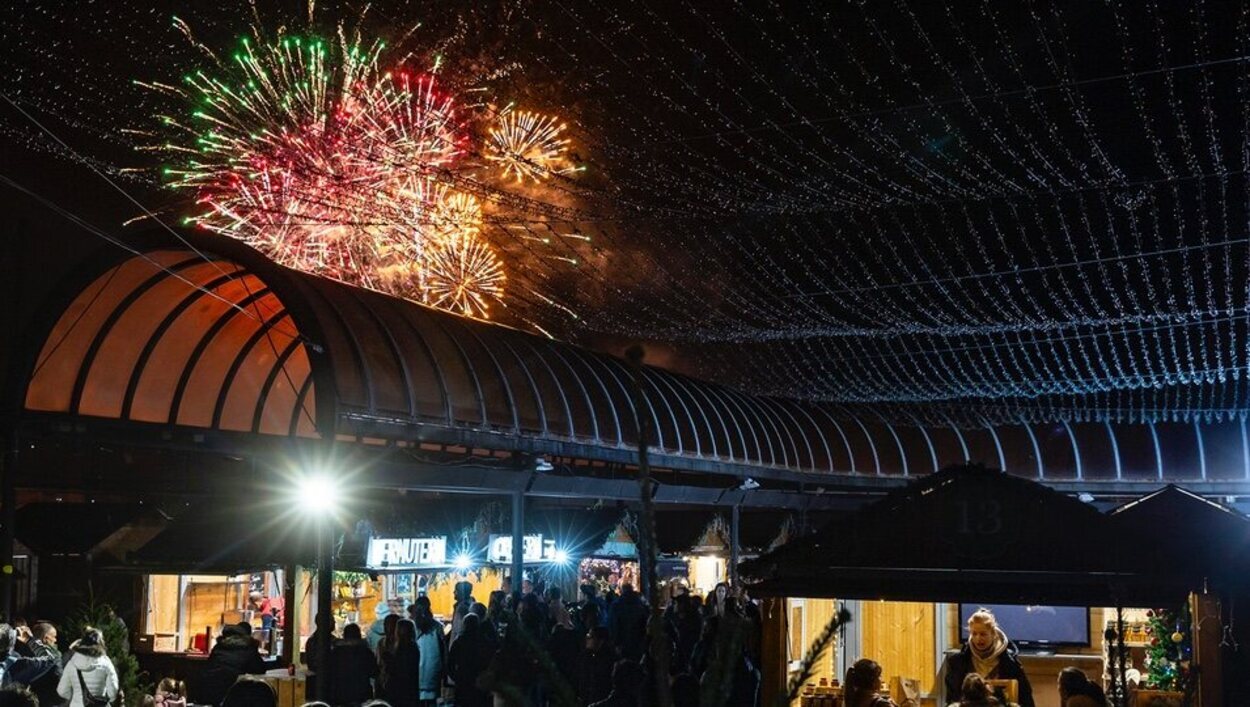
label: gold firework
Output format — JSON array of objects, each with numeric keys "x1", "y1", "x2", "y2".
[
  {"x1": 424, "y1": 231, "x2": 506, "y2": 318},
  {"x1": 432, "y1": 190, "x2": 483, "y2": 240},
  {"x1": 486, "y1": 109, "x2": 570, "y2": 182}
]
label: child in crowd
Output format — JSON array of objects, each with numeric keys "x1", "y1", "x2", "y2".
[{"x1": 142, "y1": 678, "x2": 187, "y2": 707}]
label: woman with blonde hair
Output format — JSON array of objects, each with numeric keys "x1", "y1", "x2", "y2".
[{"x1": 941, "y1": 609, "x2": 1034, "y2": 707}]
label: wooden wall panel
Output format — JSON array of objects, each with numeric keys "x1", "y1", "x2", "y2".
[{"x1": 862, "y1": 601, "x2": 936, "y2": 694}]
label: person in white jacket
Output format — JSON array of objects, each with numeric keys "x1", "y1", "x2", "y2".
[{"x1": 56, "y1": 628, "x2": 119, "y2": 707}]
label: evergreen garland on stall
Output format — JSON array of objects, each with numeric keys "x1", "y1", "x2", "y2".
[{"x1": 1143, "y1": 604, "x2": 1195, "y2": 694}]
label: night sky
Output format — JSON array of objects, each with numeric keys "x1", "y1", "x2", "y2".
[{"x1": 3, "y1": 1, "x2": 1249, "y2": 426}]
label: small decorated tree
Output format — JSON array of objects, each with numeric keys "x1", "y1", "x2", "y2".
[{"x1": 1143, "y1": 604, "x2": 1195, "y2": 694}]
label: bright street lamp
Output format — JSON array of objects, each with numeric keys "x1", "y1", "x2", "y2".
[
  {"x1": 293, "y1": 472, "x2": 340, "y2": 701},
  {"x1": 296, "y1": 475, "x2": 339, "y2": 514}
]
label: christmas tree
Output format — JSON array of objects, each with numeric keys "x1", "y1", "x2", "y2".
[{"x1": 1143, "y1": 603, "x2": 1195, "y2": 693}]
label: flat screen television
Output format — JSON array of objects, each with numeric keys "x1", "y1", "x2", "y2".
[{"x1": 958, "y1": 603, "x2": 1090, "y2": 648}]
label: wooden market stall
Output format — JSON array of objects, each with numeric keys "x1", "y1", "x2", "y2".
[{"x1": 742, "y1": 465, "x2": 1250, "y2": 706}]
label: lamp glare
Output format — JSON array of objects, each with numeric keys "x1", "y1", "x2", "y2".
[{"x1": 298, "y1": 475, "x2": 338, "y2": 513}]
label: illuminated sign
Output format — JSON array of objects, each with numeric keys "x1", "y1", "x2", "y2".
[
  {"x1": 366, "y1": 537, "x2": 447, "y2": 570},
  {"x1": 487, "y1": 534, "x2": 557, "y2": 564}
]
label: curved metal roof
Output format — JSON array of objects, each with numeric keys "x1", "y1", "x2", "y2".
[{"x1": 13, "y1": 231, "x2": 1250, "y2": 487}]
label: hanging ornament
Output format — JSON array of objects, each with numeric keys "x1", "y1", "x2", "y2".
[{"x1": 1171, "y1": 631, "x2": 1185, "y2": 643}]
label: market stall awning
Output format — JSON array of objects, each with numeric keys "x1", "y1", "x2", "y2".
[
  {"x1": 125, "y1": 503, "x2": 320, "y2": 574},
  {"x1": 741, "y1": 465, "x2": 1219, "y2": 606}
]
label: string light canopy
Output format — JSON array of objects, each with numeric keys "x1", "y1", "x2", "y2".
[{"x1": 4, "y1": 1, "x2": 1250, "y2": 426}]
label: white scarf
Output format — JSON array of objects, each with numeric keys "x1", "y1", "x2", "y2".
[{"x1": 970, "y1": 626, "x2": 1008, "y2": 677}]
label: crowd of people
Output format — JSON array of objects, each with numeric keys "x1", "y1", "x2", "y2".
[
  {"x1": 0, "y1": 621, "x2": 120, "y2": 707},
  {"x1": 0, "y1": 599, "x2": 1116, "y2": 707},
  {"x1": 311, "y1": 579, "x2": 765, "y2": 707}
]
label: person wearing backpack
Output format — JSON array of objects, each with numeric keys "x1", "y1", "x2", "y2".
[{"x1": 55, "y1": 628, "x2": 118, "y2": 707}]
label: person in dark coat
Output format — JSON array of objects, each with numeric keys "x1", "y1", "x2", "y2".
[
  {"x1": 607, "y1": 584, "x2": 647, "y2": 662},
  {"x1": 219, "y1": 675, "x2": 275, "y2": 707},
  {"x1": 545, "y1": 624, "x2": 581, "y2": 697},
  {"x1": 331, "y1": 624, "x2": 376, "y2": 706},
  {"x1": 587, "y1": 659, "x2": 643, "y2": 707},
  {"x1": 26, "y1": 623, "x2": 63, "y2": 707},
  {"x1": 0, "y1": 625, "x2": 58, "y2": 690},
  {"x1": 378, "y1": 619, "x2": 421, "y2": 707},
  {"x1": 669, "y1": 595, "x2": 702, "y2": 675},
  {"x1": 688, "y1": 615, "x2": 718, "y2": 680},
  {"x1": 447, "y1": 615, "x2": 493, "y2": 707},
  {"x1": 577, "y1": 627, "x2": 615, "y2": 706},
  {"x1": 1057, "y1": 667, "x2": 1107, "y2": 707},
  {"x1": 196, "y1": 625, "x2": 266, "y2": 707},
  {"x1": 941, "y1": 609, "x2": 1034, "y2": 707}
]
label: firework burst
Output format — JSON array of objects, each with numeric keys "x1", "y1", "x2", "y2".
[
  {"x1": 425, "y1": 230, "x2": 506, "y2": 318},
  {"x1": 154, "y1": 27, "x2": 575, "y2": 322},
  {"x1": 486, "y1": 109, "x2": 570, "y2": 182}
]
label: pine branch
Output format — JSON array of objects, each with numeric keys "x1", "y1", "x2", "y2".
[{"x1": 780, "y1": 607, "x2": 852, "y2": 707}]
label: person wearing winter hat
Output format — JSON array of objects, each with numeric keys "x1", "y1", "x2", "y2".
[{"x1": 55, "y1": 628, "x2": 119, "y2": 707}]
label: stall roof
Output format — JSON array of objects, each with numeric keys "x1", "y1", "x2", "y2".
[
  {"x1": 1108, "y1": 485, "x2": 1250, "y2": 592},
  {"x1": 15, "y1": 502, "x2": 151, "y2": 557},
  {"x1": 13, "y1": 230, "x2": 862, "y2": 483},
  {"x1": 15, "y1": 229, "x2": 1250, "y2": 491},
  {"x1": 741, "y1": 465, "x2": 1238, "y2": 606}
]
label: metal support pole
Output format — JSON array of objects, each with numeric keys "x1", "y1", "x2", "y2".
[
  {"x1": 313, "y1": 521, "x2": 333, "y2": 700},
  {"x1": 1, "y1": 431, "x2": 17, "y2": 621},
  {"x1": 730, "y1": 503, "x2": 741, "y2": 587},
  {"x1": 511, "y1": 491, "x2": 524, "y2": 604},
  {"x1": 281, "y1": 565, "x2": 298, "y2": 667}
]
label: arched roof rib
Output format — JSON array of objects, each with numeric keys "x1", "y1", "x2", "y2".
[{"x1": 12, "y1": 231, "x2": 1250, "y2": 489}]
